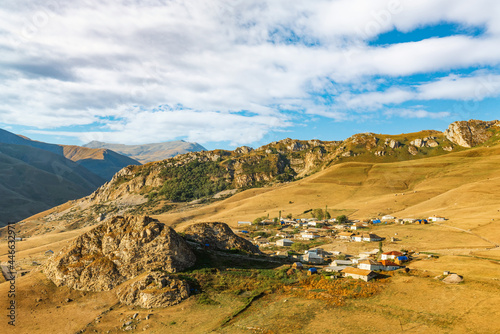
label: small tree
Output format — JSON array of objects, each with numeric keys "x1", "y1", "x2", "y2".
[
  {"x1": 286, "y1": 213, "x2": 293, "y2": 219},
  {"x1": 291, "y1": 242, "x2": 309, "y2": 252},
  {"x1": 325, "y1": 211, "x2": 331, "y2": 220},
  {"x1": 312, "y1": 208, "x2": 324, "y2": 220},
  {"x1": 336, "y1": 215, "x2": 348, "y2": 223}
]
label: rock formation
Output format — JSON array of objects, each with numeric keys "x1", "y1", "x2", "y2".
[
  {"x1": 444, "y1": 120, "x2": 499, "y2": 148},
  {"x1": 183, "y1": 222, "x2": 260, "y2": 254},
  {"x1": 116, "y1": 272, "x2": 190, "y2": 308},
  {"x1": 408, "y1": 146, "x2": 418, "y2": 156},
  {"x1": 44, "y1": 216, "x2": 196, "y2": 291}
]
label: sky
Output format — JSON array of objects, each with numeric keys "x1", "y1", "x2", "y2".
[{"x1": 0, "y1": 0, "x2": 499, "y2": 150}]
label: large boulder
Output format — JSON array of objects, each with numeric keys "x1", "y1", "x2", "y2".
[
  {"x1": 183, "y1": 222, "x2": 260, "y2": 254},
  {"x1": 444, "y1": 120, "x2": 499, "y2": 148},
  {"x1": 44, "y1": 216, "x2": 196, "y2": 291}
]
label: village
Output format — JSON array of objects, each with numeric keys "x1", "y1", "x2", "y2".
[{"x1": 233, "y1": 213, "x2": 459, "y2": 282}]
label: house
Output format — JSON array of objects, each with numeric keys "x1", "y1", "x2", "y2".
[
  {"x1": 324, "y1": 265, "x2": 350, "y2": 273},
  {"x1": 381, "y1": 251, "x2": 403, "y2": 260},
  {"x1": 300, "y1": 231, "x2": 320, "y2": 240},
  {"x1": 395, "y1": 256, "x2": 409, "y2": 265},
  {"x1": 44, "y1": 250, "x2": 54, "y2": 256},
  {"x1": 338, "y1": 232, "x2": 355, "y2": 240},
  {"x1": 402, "y1": 218, "x2": 416, "y2": 223},
  {"x1": 353, "y1": 233, "x2": 383, "y2": 242},
  {"x1": 307, "y1": 248, "x2": 325, "y2": 255},
  {"x1": 362, "y1": 233, "x2": 383, "y2": 242},
  {"x1": 302, "y1": 252, "x2": 324, "y2": 264},
  {"x1": 428, "y1": 216, "x2": 446, "y2": 222},
  {"x1": 379, "y1": 260, "x2": 400, "y2": 271},
  {"x1": 237, "y1": 221, "x2": 252, "y2": 226},
  {"x1": 253, "y1": 237, "x2": 269, "y2": 246},
  {"x1": 333, "y1": 224, "x2": 348, "y2": 230},
  {"x1": 276, "y1": 239, "x2": 294, "y2": 247},
  {"x1": 358, "y1": 259, "x2": 385, "y2": 271},
  {"x1": 308, "y1": 221, "x2": 324, "y2": 227},
  {"x1": 372, "y1": 219, "x2": 382, "y2": 224},
  {"x1": 276, "y1": 232, "x2": 292, "y2": 239},
  {"x1": 416, "y1": 219, "x2": 428, "y2": 224},
  {"x1": 332, "y1": 259, "x2": 353, "y2": 266},
  {"x1": 341, "y1": 267, "x2": 377, "y2": 282},
  {"x1": 382, "y1": 215, "x2": 396, "y2": 221}
]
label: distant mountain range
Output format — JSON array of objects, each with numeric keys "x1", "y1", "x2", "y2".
[
  {"x1": 84, "y1": 140, "x2": 206, "y2": 163},
  {"x1": 0, "y1": 129, "x2": 141, "y2": 226}
]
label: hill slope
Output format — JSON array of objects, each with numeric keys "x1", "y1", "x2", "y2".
[
  {"x1": 0, "y1": 129, "x2": 141, "y2": 180},
  {"x1": 61, "y1": 145, "x2": 141, "y2": 180},
  {"x1": 84, "y1": 140, "x2": 206, "y2": 163},
  {"x1": 0, "y1": 143, "x2": 105, "y2": 227}
]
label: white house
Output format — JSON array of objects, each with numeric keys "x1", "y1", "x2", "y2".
[
  {"x1": 332, "y1": 259, "x2": 353, "y2": 266},
  {"x1": 276, "y1": 239, "x2": 294, "y2": 247},
  {"x1": 302, "y1": 252, "x2": 324, "y2": 264},
  {"x1": 237, "y1": 221, "x2": 252, "y2": 226},
  {"x1": 358, "y1": 259, "x2": 385, "y2": 271},
  {"x1": 382, "y1": 215, "x2": 396, "y2": 220},
  {"x1": 428, "y1": 216, "x2": 446, "y2": 222},
  {"x1": 300, "y1": 231, "x2": 320, "y2": 240}
]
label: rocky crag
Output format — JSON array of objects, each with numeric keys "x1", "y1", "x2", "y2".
[
  {"x1": 445, "y1": 120, "x2": 500, "y2": 148},
  {"x1": 183, "y1": 222, "x2": 261, "y2": 254},
  {"x1": 44, "y1": 215, "x2": 196, "y2": 291}
]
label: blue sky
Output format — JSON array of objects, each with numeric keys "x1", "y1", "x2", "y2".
[{"x1": 0, "y1": 0, "x2": 499, "y2": 151}]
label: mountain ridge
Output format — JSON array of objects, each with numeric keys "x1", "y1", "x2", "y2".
[{"x1": 84, "y1": 140, "x2": 206, "y2": 163}]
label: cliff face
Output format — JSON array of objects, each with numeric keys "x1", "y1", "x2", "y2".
[
  {"x1": 445, "y1": 120, "x2": 500, "y2": 148},
  {"x1": 44, "y1": 215, "x2": 196, "y2": 291}
]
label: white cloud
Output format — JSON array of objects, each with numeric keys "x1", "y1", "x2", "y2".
[
  {"x1": 384, "y1": 108, "x2": 451, "y2": 119},
  {"x1": 0, "y1": 0, "x2": 499, "y2": 144}
]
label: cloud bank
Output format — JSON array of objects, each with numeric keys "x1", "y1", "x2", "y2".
[{"x1": 0, "y1": 0, "x2": 499, "y2": 145}]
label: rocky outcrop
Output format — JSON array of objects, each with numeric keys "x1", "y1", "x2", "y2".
[
  {"x1": 444, "y1": 120, "x2": 499, "y2": 148},
  {"x1": 116, "y1": 272, "x2": 189, "y2": 308},
  {"x1": 426, "y1": 139, "x2": 439, "y2": 147},
  {"x1": 408, "y1": 146, "x2": 418, "y2": 156},
  {"x1": 234, "y1": 146, "x2": 253, "y2": 154},
  {"x1": 183, "y1": 222, "x2": 260, "y2": 254},
  {"x1": 44, "y1": 216, "x2": 196, "y2": 291}
]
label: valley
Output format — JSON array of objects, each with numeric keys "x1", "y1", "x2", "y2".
[{"x1": 1, "y1": 120, "x2": 500, "y2": 333}]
